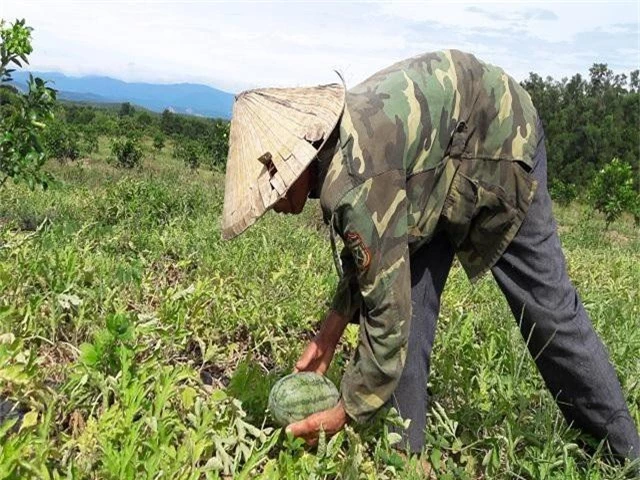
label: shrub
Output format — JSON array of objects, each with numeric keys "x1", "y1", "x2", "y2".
[
  {"x1": 206, "y1": 120, "x2": 229, "y2": 170},
  {"x1": 152, "y1": 133, "x2": 165, "y2": 152},
  {"x1": 118, "y1": 102, "x2": 135, "y2": 117},
  {"x1": 549, "y1": 179, "x2": 578, "y2": 206},
  {"x1": 116, "y1": 115, "x2": 142, "y2": 138},
  {"x1": 173, "y1": 138, "x2": 203, "y2": 171},
  {"x1": 110, "y1": 137, "x2": 143, "y2": 169},
  {"x1": 43, "y1": 120, "x2": 81, "y2": 162},
  {"x1": 588, "y1": 157, "x2": 636, "y2": 228},
  {"x1": 81, "y1": 128, "x2": 99, "y2": 154}
]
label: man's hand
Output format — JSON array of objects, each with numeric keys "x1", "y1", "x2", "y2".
[
  {"x1": 285, "y1": 400, "x2": 348, "y2": 446},
  {"x1": 294, "y1": 310, "x2": 349, "y2": 375}
]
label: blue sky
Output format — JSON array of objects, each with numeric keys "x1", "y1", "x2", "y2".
[{"x1": 3, "y1": 1, "x2": 639, "y2": 93}]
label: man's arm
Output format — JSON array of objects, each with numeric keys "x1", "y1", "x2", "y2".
[
  {"x1": 335, "y1": 169, "x2": 412, "y2": 423},
  {"x1": 288, "y1": 169, "x2": 411, "y2": 442},
  {"x1": 294, "y1": 309, "x2": 350, "y2": 375},
  {"x1": 330, "y1": 247, "x2": 363, "y2": 323}
]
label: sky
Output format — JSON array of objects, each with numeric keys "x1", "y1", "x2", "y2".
[{"x1": 2, "y1": 1, "x2": 639, "y2": 94}]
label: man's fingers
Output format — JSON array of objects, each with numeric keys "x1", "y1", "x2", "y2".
[
  {"x1": 286, "y1": 414, "x2": 322, "y2": 438},
  {"x1": 315, "y1": 355, "x2": 332, "y2": 374},
  {"x1": 294, "y1": 344, "x2": 319, "y2": 372},
  {"x1": 302, "y1": 436, "x2": 318, "y2": 446}
]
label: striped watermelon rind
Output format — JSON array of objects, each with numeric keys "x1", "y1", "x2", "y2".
[{"x1": 268, "y1": 372, "x2": 340, "y2": 426}]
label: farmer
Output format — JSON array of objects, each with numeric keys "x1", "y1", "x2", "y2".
[{"x1": 222, "y1": 50, "x2": 639, "y2": 463}]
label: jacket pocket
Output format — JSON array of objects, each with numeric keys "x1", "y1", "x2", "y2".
[
  {"x1": 441, "y1": 171, "x2": 518, "y2": 249},
  {"x1": 440, "y1": 158, "x2": 536, "y2": 280}
]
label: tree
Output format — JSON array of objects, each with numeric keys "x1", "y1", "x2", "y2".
[
  {"x1": 173, "y1": 138, "x2": 202, "y2": 170},
  {"x1": 588, "y1": 158, "x2": 636, "y2": 228},
  {"x1": 118, "y1": 102, "x2": 135, "y2": 117},
  {"x1": 137, "y1": 111, "x2": 153, "y2": 128},
  {"x1": 81, "y1": 128, "x2": 99, "y2": 155},
  {"x1": 111, "y1": 137, "x2": 143, "y2": 169},
  {"x1": 206, "y1": 120, "x2": 230, "y2": 170},
  {"x1": 43, "y1": 120, "x2": 81, "y2": 162},
  {"x1": 0, "y1": 18, "x2": 57, "y2": 189},
  {"x1": 161, "y1": 108, "x2": 177, "y2": 135},
  {"x1": 153, "y1": 133, "x2": 165, "y2": 152},
  {"x1": 522, "y1": 64, "x2": 639, "y2": 197}
]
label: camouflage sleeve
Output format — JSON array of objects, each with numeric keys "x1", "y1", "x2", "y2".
[
  {"x1": 333, "y1": 169, "x2": 411, "y2": 423},
  {"x1": 330, "y1": 247, "x2": 362, "y2": 322}
]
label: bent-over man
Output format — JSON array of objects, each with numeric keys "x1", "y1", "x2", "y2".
[{"x1": 222, "y1": 49, "x2": 639, "y2": 466}]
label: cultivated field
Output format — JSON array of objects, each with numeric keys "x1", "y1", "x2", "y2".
[{"x1": 1, "y1": 140, "x2": 638, "y2": 479}]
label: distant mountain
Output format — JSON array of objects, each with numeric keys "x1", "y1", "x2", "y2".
[{"x1": 10, "y1": 71, "x2": 234, "y2": 119}]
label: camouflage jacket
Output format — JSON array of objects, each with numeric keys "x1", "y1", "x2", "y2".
[{"x1": 316, "y1": 50, "x2": 540, "y2": 423}]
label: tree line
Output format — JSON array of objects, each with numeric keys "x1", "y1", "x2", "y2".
[{"x1": 521, "y1": 66, "x2": 639, "y2": 201}]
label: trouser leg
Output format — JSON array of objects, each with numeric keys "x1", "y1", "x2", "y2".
[
  {"x1": 388, "y1": 231, "x2": 455, "y2": 454},
  {"x1": 490, "y1": 125, "x2": 640, "y2": 460}
]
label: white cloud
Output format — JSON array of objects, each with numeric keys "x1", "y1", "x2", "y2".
[{"x1": 2, "y1": 1, "x2": 638, "y2": 93}]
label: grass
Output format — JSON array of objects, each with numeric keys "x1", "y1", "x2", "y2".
[{"x1": 0, "y1": 140, "x2": 638, "y2": 479}]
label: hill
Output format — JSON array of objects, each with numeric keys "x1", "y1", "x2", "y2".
[{"x1": 10, "y1": 71, "x2": 234, "y2": 119}]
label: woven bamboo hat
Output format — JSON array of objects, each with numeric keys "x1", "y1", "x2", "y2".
[{"x1": 222, "y1": 79, "x2": 345, "y2": 240}]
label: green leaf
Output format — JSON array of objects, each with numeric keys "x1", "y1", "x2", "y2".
[
  {"x1": 387, "y1": 432, "x2": 402, "y2": 446},
  {"x1": 430, "y1": 448, "x2": 441, "y2": 470},
  {"x1": 79, "y1": 342, "x2": 99, "y2": 366},
  {"x1": 19, "y1": 410, "x2": 38, "y2": 431},
  {"x1": 181, "y1": 386, "x2": 198, "y2": 410},
  {"x1": 210, "y1": 389, "x2": 227, "y2": 402}
]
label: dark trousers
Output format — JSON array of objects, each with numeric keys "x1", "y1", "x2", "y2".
[{"x1": 389, "y1": 127, "x2": 640, "y2": 460}]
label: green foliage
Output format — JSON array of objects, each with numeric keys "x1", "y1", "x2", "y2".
[
  {"x1": 137, "y1": 111, "x2": 153, "y2": 127},
  {"x1": 227, "y1": 361, "x2": 278, "y2": 424},
  {"x1": 207, "y1": 120, "x2": 230, "y2": 170},
  {"x1": 152, "y1": 132, "x2": 165, "y2": 152},
  {"x1": 116, "y1": 114, "x2": 143, "y2": 138},
  {"x1": 110, "y1": 136, "x2": 143, "y2": 169},
  {"x1": 43, "y1": 119, "x2": 81, "y2": 162},
  {"x1": 96, "y1": 176, "x2": 205, "y2": 227},
  {"x1": 588, "y1": 158, "x2": 636, "y2": 228},
  {"x1": 79, "y1": 313, "x2": 133, "y2": 376},
  {"x1": 173, "y1": 137, "x2": 203, "y2": 170},
  {"x1": 549, "y1": 179, "x2": 579, "y2": 206},
  {"x1": 0, "y1": 148, "x2": 638, "y2": 478},
  {"x1": 52, "y1": 100, "x2": 229, "y2": 173},
  {"x1": 522, "y1": 65, "x2": 639, "y2": 191},
  {"x1": 118, "y1": 101, "x2": 135, "y2": 117},
  {"x1": 81, "y1": 128, "x2": 99, "y2": 154},
  {"x1": 0, "y1": 18, "x2": 57, "y2": 190},
  {"x1": 631, "y1": 196, "x2": 640, "y2": 227}
]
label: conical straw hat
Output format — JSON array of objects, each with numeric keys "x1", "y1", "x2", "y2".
[{"x1": 222, "y1": 79, "x2": 346, "y2": 240}]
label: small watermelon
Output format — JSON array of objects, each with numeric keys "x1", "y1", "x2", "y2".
[{"x1": 268, "y1": 372, "x2": 340, "y2": 426}]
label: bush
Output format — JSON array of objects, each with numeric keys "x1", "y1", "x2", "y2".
[
  {"x1": 152, "y1": 133, "x2": 165, "y2": 152},
  {"x1": 588, "y1": 157, "x2": 636, "y2": 228},
  {"x1": 43, "y1": 121, "x2": 81, "y2": 162},
  {"x1": 549, "y1": 179, "x2": 578, "y2": 206},
  {"x1": 206, "y1": 121, "x2": 229, "y2": 170},
  {"x1": 173, "y1": 138, "x2": 203, "y2": 171},
  {"x1": 81, "y1": 128, "x2": 99, "y2": 154},
  {"x1": 116, "y1": 116, "x2": 142, "y2": 138},
  {"x1": 110, "y1": 137, "x2": 143, "y2": 169}
]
